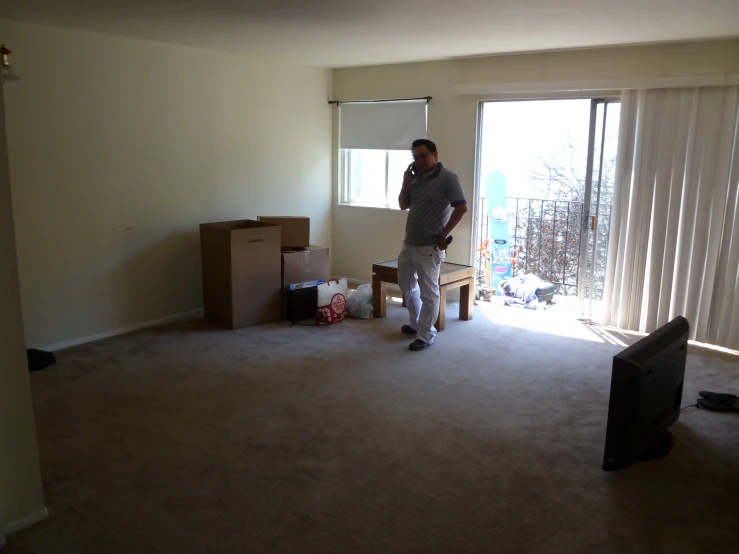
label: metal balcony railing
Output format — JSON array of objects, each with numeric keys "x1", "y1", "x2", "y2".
[{"x1": 476, "y1": 197, "x2": 612, "y2": 298}]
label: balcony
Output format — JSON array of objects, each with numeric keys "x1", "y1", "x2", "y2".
[{"x1": 475, "y1": 197, "x2": 612, "y2": 299}]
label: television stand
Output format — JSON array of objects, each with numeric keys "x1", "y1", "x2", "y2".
[{"x1": 641, "y1": 430, "x2": 675, "y2": 461}]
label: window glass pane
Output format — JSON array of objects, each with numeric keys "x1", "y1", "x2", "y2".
[
  {"x1": 599, "y1": 102, "x2": 620, "y2": 206},
  {"x1": 346, "y1": 149, "x2": 387, "y2": 206},
  {"x1": 387, "y1": 150, "x2": 411, "y2": 208}
]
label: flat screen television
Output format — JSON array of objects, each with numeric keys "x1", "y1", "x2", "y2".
[{"x1": 602, "y1": 316, "x2": 689, "y2": 471}]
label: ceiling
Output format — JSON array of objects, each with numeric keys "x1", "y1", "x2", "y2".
[{"x1": 3, "y1": 0, "x2": 739, "y2": 67}]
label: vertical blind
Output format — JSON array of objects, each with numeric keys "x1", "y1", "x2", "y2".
[
  {"x1": 602, "y1": 86, "x2": 739, "y2": 349},
  {"x1": 339, "y1": 100, "x2": 427, "y2": 150}
]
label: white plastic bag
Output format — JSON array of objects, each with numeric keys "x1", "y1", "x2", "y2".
[
  {"x1": 346, "y1": 284, "x2": 374, "y2": 319},
  {"x1": 316, "y1": 278, "x2": 349, "y2": 326}
]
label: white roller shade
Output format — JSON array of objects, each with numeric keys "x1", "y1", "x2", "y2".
[{"x1": 340, "y1": 101, "x2": 427, "y2": 150}]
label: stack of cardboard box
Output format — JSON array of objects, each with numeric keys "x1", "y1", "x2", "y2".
[{"x1": 199, "y1": 216, "x2": 329, "y2": 329}]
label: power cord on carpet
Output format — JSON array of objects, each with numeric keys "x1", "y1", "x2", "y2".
[{"x1": 680, "y1": 403, "x2": 699, "y2": 410}]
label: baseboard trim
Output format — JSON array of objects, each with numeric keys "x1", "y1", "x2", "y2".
[
  {"x1": 4, "y1": 507, "x2": 49, "y2": 535},
  {"x1": 39, "y1": 309, "x2": 204, "y2": 352}
]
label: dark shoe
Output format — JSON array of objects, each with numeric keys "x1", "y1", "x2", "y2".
[
  {"x1": 409, "y1": 339, "x2": 432, "y2": 351},
  {"x1": 699, "y1": 391, "x2": 738, "y2": 401},
  {"x1": 697, "y1": 398, "x2": 739, "y2": 412},
  {"x1": 401, "y1": 325, "x2": 418, "y2": 336}
]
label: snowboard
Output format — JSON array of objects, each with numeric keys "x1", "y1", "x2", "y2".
[{"x1": 485, "y1": 170, "x2": 513, "y2": 290}]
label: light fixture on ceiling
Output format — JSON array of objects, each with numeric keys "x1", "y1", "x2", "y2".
[{"x1": 1, "y1": 44, "x2": 22, "y2": 83}]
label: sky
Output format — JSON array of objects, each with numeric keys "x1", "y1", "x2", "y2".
[{"x1": 479, "y1": 99, "x2": 620, "y2": 202}]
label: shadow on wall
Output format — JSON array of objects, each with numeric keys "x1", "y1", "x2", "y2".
[{"x1": 108, "y1": 229, "x2": 203, "y2": 329}]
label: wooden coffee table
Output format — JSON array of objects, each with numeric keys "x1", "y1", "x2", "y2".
[{"x1": 371, "y1": 260, "x2": 475, "y2": 331}]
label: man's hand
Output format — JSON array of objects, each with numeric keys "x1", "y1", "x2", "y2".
[
  {"x1": 399, "y1": 163, "x2": 415, "y2": 210},
  {"x1": 403, "y1": 163, "x2": 416, "y2": 185},
  {"x1": 436, "y1": 204, "x2": 468, "y2": 248}
]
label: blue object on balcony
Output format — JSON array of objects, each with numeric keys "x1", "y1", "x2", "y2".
[{"x1": 485, "y1": 170, "x2": 513, "y2": 289}]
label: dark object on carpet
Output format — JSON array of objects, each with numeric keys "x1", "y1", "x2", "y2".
[
  {"x1": 699, "y1": 390, "x2": 738, "y2": 401},
  {"x1": 286, "y1": 285, "x2": 319, "y2": 323},
  {"x1": 27, "y1": 348, "x2": 56, "y2": 372},
  {"x1": 697, "y1": 397, "x2": 739, "y2": 412},
  {"x1": 409, "y1": 338, "x2": 432, "y2": 351},
  {"x1": 602, "y1": 316, "x2": 688, "y2": 472},
  {"x1": 401, "y1": 325, "x2": 417, "y2": 336}
]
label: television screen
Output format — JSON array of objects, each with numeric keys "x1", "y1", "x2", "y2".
[{"x1": 602, "y1": 316, "x2": 689, "y2": 471}]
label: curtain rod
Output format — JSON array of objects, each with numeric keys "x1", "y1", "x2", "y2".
[{"x1": 328, "y1": 96, "x2": 432, "y2": 105}]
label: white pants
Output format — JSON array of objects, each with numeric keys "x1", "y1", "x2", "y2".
[{"x1": 398, "y1": 244, "x2": 445, "y2": 344}]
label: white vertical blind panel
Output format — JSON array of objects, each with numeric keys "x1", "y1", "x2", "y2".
[
  {"x1": 712, "y1": 108, "x2": 739, "y2": 345},
  {"x1": 602, "y1": 90, "x2": 638, "y2": 327},
  {"x1": 340, "y1": 101, "x2": 427, "y2": 150},
  {"x1": 694, "y1": 89, "x2": 736, "y2": 342},
  {"x1": 657, "y1": 91, "x2": 692, "y2": 328},
  {"x1": 644, "y1": 91, "x2": 680, "y2": 332}
]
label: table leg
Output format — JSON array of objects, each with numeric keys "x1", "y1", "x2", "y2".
[
  {"x1": 460, "y1": 277, "x2": 474, "y2": 321},
  {"x1": 372, "y1": 275, "x2": 387, "y2": 318},
  {"x1": 436, "y1": 286, "x2": 447, "y2": 332}
]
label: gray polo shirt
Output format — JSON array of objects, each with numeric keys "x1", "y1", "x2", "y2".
[{"x1": 404, "y1": 163, "x2": 467, "y2": 246}]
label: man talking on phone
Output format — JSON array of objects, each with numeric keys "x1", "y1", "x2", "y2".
[{"x1": 398, "y1": 139, "x2": 468, "y2": 351}]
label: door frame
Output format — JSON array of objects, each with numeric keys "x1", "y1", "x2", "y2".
[
  {"x1": 578, "y1": 98, "x2": 622, "y2": 318},
  {"x1": 472, "y1": 95, "x2": 621, "y2": 300},
  {"x1": 576, "y1": 99, "x2": 600, "y2": 310}
]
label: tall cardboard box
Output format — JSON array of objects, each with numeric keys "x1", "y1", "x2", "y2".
[
  {"x1": 281, "y1": 246, "x2": 330, "y2": 319},
  {"x1": 200, "y1": 220, "x2": 281, "y2": 329},
  {"x1": 257, "y1": 216, "x2": 310, "y2": 248}
]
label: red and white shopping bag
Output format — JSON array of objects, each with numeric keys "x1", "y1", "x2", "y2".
[{"x1": 316, "y1": 278, "x2": 348, "y2": 326}]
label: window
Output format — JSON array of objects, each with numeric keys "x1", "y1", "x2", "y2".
[
  {"x1": 338, "y1": 99, "x2": 427, "y2": 209},
  {"x1": 340, "y1": 149, "x2": 411, "y2": 208}
]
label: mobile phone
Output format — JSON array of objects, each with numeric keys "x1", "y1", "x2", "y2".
[{"x1": 411, "y1": 163, "x2": 417, "y2": 175}]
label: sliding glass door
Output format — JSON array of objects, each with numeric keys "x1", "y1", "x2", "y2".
[{"x1": 474, "y1": 98, "x2": 620, "y2": 315}]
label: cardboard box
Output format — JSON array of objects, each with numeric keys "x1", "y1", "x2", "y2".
[
  {"x1": 281, "y1": 246, "x2": 330, "y2": 319},
  {"x1": 200, "y1": 219, "x2": 281, "y2": 329},
  {"x1": 282, "y1": 246, "x2": 330, "y2": 288},
  {"x1": 257, "y1": 216, "x2": 310, "y2": 248}
]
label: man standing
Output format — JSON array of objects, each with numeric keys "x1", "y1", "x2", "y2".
[{"x1": 398, "y1": 139, "x2": 468, "y2": 351}]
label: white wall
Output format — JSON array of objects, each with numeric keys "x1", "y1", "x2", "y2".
[
  {"x1": 0, "y1": 80, "x2": 46, "y2": 536},
  {"x1": 0, "y1": 20, "x2": 333, "y2": 349},
  {"x1": 332, "y1": 39, "x2": 739, "y2": 282}
]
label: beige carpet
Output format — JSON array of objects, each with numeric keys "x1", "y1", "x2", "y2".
[{"x1": 5, "y1": 300, "x2": 739, "y2": 554}]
